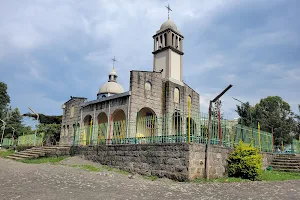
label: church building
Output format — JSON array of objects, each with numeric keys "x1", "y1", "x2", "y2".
[{"x1": 60, "y1": 13, "x2": 200, "y2": 145}]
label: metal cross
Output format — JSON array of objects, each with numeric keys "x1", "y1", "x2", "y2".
[
  {"x1": 111, "y1": 56, "x2": 117, "y2": 68},
  {"x1": 165, "y1": 4, "x2": 172, "y2": 19}
]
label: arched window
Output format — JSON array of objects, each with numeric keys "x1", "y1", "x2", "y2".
[
  {"x1": 174, "y1": 88, "x2": 180, "y2": 103},
  {"x1": 102, "y1": 95, "x2": 106, "y2": 98},
  {"x1": 70, "y1": 105, "x2": 75, "y2": 117},
  {"x1": 145, "y1": 81, "x2": 152, "y2": 91},
  {"x1": 160, "y1": 35, "x2": 163, "y2": 48},
  {"x1": 188, "y1": 95, "x2": 192, "y2": 104}
]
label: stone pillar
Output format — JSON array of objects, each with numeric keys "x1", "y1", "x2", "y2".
[
  {"x1": 167, "y1": 32, "x2": 172, "y2": 47},
  {"x1": 180, "y1": 38, "x2": 183, "y2": 52},
  {"x1": 162, "y1": 34, "x2": 165, "y2": 48}
]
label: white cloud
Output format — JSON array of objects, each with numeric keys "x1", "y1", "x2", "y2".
[
  {"x1": 0, "y1": 0, "x2": 299, "y2": 124},
  {"x1": 12, "y1": 92, "x2": 64, "y2": 116},
  {"x1": 239, "y1": 30, "x2": 300, "y2": 48}
]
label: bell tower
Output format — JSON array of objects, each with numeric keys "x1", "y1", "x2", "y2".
[{"x1": 153, "y1": 4, "x2": 184, "y2": 85}]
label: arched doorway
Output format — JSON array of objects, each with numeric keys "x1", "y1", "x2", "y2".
[
  {"x1": 97, "y1": 112, "x2": 108, "y2": 144},
  {"x1": 83, "y1": 115, "x2": 93, "y2": 145},
  {"x1": 111, "y1": 109, "x2": 126, "y2": 143},
  {"x1": 136, "y1": 107, "x2": 157, "y2": 143},
  {"x1": 186, "y1": 117, "x2": 197, "y2": 142},
  {"x1": 172, "y1": 112, "x2": 183, "y2": 142}
]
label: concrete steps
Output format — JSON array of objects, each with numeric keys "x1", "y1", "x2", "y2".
[
  {"x1": 270, "y1": 154, "x2": 300, "y2": 173},
  {"x1": 6, "y1": 146, "x2": 71, "y2": 160}
]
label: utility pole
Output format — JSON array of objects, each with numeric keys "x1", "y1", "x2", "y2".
[
  {"x1": 29, "y1": 107, "x2": 39, "y2": 146},
  {"x1": 0, "y1": 119, "x2": 6, "y2": 147},
  {"x1": 205, "y1": 84, "x2": 232, "y2": 180}
]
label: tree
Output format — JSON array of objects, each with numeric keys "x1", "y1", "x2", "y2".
[
  {"x1": 235, "y1": 96, "x2": 296, "y2": 145},
  {"x1": 36, "y1": 123, "x2": 61, "y2": 145},
  {"x1": 0, "y1": 82, "x2": 10, "y2": 119},
  {"x1": 4, "y1": 107, "x2": 25, "y2": 138},
  {"x1": 23, "y1": 113, "x2": 62, "y2": 124},
  {"x1": 235, "y1": 102, "x2": 253, "y2": 127}
]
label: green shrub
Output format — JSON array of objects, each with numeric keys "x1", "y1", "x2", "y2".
[{"x1": 227, "y1": 141, "x2": 262, "y2": 181}]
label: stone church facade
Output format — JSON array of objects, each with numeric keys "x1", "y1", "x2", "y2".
[{"x1": 60, "y1": 17, "x2": 200, "y2": 145}]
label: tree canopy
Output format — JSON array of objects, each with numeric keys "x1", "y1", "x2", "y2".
[
  {"x1": 23, "y1": 113, "x2": 62, "y2": 124},
  {"x1": 0, "y1": 82, "x2": 27, "y2": 139},
  {"x1": 0, "y1": 82, "x2": 10, "y2": 119},
  {"x1": 235, "y1": 96, "x2": 297, "y2": 145}
]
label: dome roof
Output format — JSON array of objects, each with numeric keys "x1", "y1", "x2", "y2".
[
  {"x1": 98, "y1": 81, "x2": 124, "y2": 94},
  {"x1": 158, "y1": 19, "x2": 180, "y2": 33}
]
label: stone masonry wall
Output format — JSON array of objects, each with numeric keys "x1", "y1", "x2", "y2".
[
  {"x1": 61, "y1": 97, "x2": 87, "y2": 145},
  {"x1": 129, "y1": 71, "x2": 163, "y2": 137},
  {"x1": 189, "y1": 144, "x2": 275, "y2": 179},
  {"x1": 74, "y1": 143, "x2": 275, "y2": 181},
  {"x1": 189, "y1": 144, "x2": 232, "y2": 179},
  {"x1": 74, "y1": 143, "x2": 189, "y2": 181}
]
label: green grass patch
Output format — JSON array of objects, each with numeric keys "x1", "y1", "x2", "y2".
[
  {"x1": 69, "y1": 164, "x2": 129, "y2": 175},
  {"x1": 0, "y1": 150, "x2": 14, "y2": 158},
  {"x1": 261, "y1": 170, "x2": 300, "y2": 181},
  {"x1": 192, "y1": 177, "x2": 250, "y2": 183},
  {"x1": 21, "y1": 156, "x2": 68, "y2": 164},
  {"x1": 143, "y1": 175, "x2": 158, "y2": 181},
  {"x1": 193, "y1": 170, "x2": 300, "y2": 183},
  {"x1": 101, "y1": 165, "x2": 129, "y2": 175},
  {"x1": 71, "y1": 164, "x2": 101, "y2": 172}
]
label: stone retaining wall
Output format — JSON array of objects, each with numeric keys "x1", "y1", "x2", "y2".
[
  {"x1": 73, "y1": 143, "x2": 189, "y2": 181},
  {"x1": 73, "y1": 143, "x2": 275, "y2": 181}
]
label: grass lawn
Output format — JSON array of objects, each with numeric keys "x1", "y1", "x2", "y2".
[
  {"x1": 261, "y1": 170, "x2": 300, "y2": 181},
  {"x1": 20, "y1": 156, "x2": 68, "y2": 164},
  {"x1": 0, "y1": 150, "x2": 15, "y2": 158},
  {"x1": 70, "y1": 164, "x2": 101, "y2": 172},
  {"x1": 193, "y1": 170, "x2": 300, "y2": 183}
]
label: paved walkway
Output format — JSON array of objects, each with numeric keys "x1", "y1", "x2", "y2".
[{"x1": 0, "y1": 157, "x2": 299, "y2": 200}]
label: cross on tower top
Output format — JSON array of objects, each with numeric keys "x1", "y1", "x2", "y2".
[
  {"x1": 111, "y1": 56, "x2": 117, "y2": 68},
  {"x1": 165, "y1": 4, "x2": 172, "y2": 20}
]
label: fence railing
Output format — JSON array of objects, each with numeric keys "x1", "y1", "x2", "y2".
[
  {"x1": 1, "y1": 138, "x2": 15, "y2": 147},
  {"x1": 17, "y1": 133, "x2": 44, "y2": 146},
  {"x1": 73, "y1": 114, "x2": 274, "y2": 152},
  {"x1": 293, "y1": 139, "x2": 300, "y2": 154},
  {"x1": 274, "y1": 140, "x2": 300, "y2": 154}
]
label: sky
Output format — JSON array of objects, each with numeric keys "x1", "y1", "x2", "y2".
[{"x1": 0, "y1": 0, "x2": 299, "y2": 127}]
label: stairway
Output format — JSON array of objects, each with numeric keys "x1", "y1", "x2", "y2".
[
  {"x1": 270, "y1": 154, "x2": 300, "y2": 172},
  {"x1": 6, "y1": 146, "x2": 71, "y2": 160}
]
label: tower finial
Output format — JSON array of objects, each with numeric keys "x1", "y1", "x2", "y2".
[
  {"x1": 111, "y1": 56, "x2": 117, "y2": 69},
  {"x1": 165, "y1": 4, "x2": 172, "y2": 20}
]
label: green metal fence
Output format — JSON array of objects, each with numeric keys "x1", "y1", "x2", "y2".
[
  {"x1": 292, "y1": 139, "x2": 300, "y2": 154},
  {"x1": 17, "y1": 133, "x2": 44, "y2": 146},
  {"x1": 73, "y1": 112, "x2": 274, "y2": 152},
  {"x1": 2, "y1": 138, "x2": 15, "y2": 146}
]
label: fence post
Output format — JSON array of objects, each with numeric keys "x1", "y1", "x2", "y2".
[
  {"x1": 188, "y1": 99, "x2": 191, "y2": 143},
  {"x1": 258, "y1": 122, "x2": 261, "y2": 152}
]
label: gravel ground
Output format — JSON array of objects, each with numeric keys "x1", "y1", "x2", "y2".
[{"x1": 0, "y1": 156, "x2": 299, "y2": 200}]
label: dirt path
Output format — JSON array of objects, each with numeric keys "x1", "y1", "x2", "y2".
[{"x1": 0, "y1": 157, "x2": 299, "y2": 200}]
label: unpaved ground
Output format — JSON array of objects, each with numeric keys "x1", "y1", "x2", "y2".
[{"x1": 0, "y1": 156, "x2": 299, "y2": 200}]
